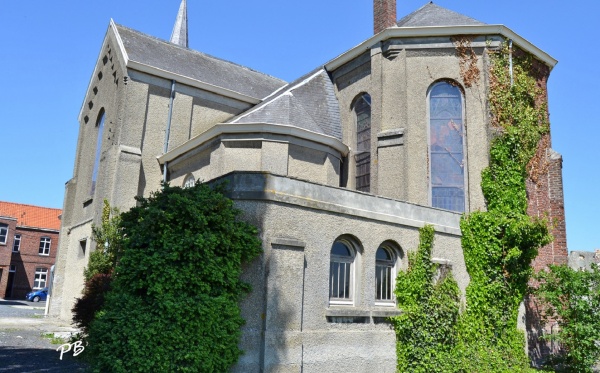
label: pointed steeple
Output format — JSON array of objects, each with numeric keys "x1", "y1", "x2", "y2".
[{"x1": 170, "y1": 0, "x2": 188, "y2": 47}]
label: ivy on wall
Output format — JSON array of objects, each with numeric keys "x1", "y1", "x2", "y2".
[
  {"x1": 390, "y1": 225, "x2": 461, "y2": 372},
  {"x1": 392, "y1": 43, "x2": 553, "y2": 372}
]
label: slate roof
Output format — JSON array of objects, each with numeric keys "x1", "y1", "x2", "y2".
[
  {"x1": 229, "y1": 69, "x2": 342, "y2": 140},
  {"x1": 396, "y1": 2, "x2": 486, "y2": 28},
  {"x1": 0, "y1": 202, "x2": 62, "y2": 231},
  {"x1": 115, "y1": 24, "x2": 286, "y2": 100}
]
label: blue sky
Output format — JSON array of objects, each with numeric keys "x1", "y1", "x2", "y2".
[{"x1": 0, "y1": 1, "x2": 596, "y2": 252}]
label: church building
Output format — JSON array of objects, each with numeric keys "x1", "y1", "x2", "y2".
[{"x1": 50, "y1": 1, "x2": 567, "y2": 370}]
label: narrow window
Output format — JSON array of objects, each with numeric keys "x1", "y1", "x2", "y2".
[
  {"x1": 375, "y1": 246, "x2": 396, "y2": 303},
  {"x1": 12, "y1": 234, "x2": 21, "y2": 252},
  {"x1": 79, "y1": 239, "x2": 87, "y2": 255},
  {"x1": 354, "y1": 94, "x2": 371, "y2": 192},
  {"x1": 429, "y1": 82, "x2": 465, "y2": 212},
  {"x1": 39, "y1": 237, "x2": 51, "y2": 256},
  {"x1": 0, "y1": 224, "x2": 7, "y2": 244},
  {"x1": 91, "y1": 109, "x2": 106, "y2": 195},
  {"x1": 34, "y1": 268, "x2": 48, "y2": 289},
  {"x1": 329, "y1": 240, "x2": 355, "y2": 303}
]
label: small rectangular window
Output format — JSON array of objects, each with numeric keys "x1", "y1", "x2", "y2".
[
  {"x1": 39, "y1": 237, "x2": 51, "y2": 256},
  {"x1": 34, "y1": 268, "x2": 48, "y2": 289},
  {"x1": 9, "y1": 265, "x2": 16, "y2": 272},
  {"x1": 79, "y1": 239, "x2": 87, "y2": 255},
  {"x1": 0, "y1": 224, "x2": 8, "y2": 245},
  {"x1": 12, "y1": 234, "x2": 21, "y2": 252}
]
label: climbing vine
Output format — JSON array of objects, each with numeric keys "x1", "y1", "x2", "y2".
[
  {"x1": 390, "y1": 226, "x2": 461, "y2": 372},
  {"x1": 392, "y1": 43, "x2": 553, "y2": 371}
]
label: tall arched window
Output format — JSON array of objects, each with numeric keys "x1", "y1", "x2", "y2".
[
  {"x1": 375, "y1": 245, "x2": 396, "y2": 303},
  {"x1": 354, "y1": 93, "x2": 371, "y2": 192},
  {"x1": 329, "y1": 240, "x2": 356, "y2": 303},
  {"x1": 91, "y1": 109, "x2": 105, "y2": 195},
  {"x1": 429, "y1": 82, "x2": 465, "y2": 212}
]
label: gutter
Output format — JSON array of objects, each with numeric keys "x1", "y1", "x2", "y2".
[
  {"x1": 157, "y1": 122, "x2": 349, "y2": 165},
  {"x1": 324, "y1": 24, "x2": 557, "y2": 72}
]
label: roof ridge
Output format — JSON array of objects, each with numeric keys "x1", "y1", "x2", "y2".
[
  {"x1": 396, "y1": 2, "x2": 485, "y2": 28},
  {"x1": 113, "y1": 23, "x2": 285, "y2": 84},
  {"x1": 0, "y1": 201, "x2": 62, "y2": 211}
]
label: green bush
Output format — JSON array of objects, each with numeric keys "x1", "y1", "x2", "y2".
[
  {"x1": 86, "y1": 182, "x2": 262, "y2": 372},
  {"x1": 535, "y1": 263, "x2": 600, "y2": 372}
]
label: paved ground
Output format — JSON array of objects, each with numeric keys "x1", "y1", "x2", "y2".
[{"x1": 0, "y1": 299, "x2": 89, "y2": 372}]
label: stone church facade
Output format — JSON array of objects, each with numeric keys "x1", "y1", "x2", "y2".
[{"x1": 50, "y1": 1, "x2": 567, "y2": 371}]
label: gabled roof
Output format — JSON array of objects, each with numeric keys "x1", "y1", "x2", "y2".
[
  {"x1": 397, "y1": 2, "x2": 485, "y2": 28},
  {"x1": 113, "y1": 23, "x2": 286, "y2": 101},
  {"x1": 0, "y1": 202, "x2": 61, "y2": 231},
  {"x1": 229, "y1": 69, "x2": 342, "y2": 140}
]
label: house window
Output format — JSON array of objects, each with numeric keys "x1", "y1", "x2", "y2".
[
  {"x1": 0, "y1": 223, "x2": 8, "y2": 244},
  {"x1": 183, "y1": 174, "x2": 195, "y2": 188},
  {"x1": 429, "y1": 82, "x2": 465, "y2": 212},
  {"x1": 34, "y1": 268, "x2": 48, "y2": 289},
  {"x1": 354, "y1": 93, "x2": 371, "y2": 192},
  {"x1": 12, "y1": 234, "x2": 21, "y2": 252},
  {"x1": 375, "y1": 246, "x2": 396, "y2": 303},
  {"x1": 91, "y1": 109, "x2": 106, "y2": 195},
  {"x1": 39, "y1": 237, "x2": 51, "y2": 256},
  {"x1": 329, "y1": 240, "x2": 356, "y2": 304}
]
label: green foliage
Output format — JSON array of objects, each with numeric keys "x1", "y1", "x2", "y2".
[
  {"x1": 391, "y1": 226, "x2": 461, "y2": 372},
  {"x1": 86, "y1": 182, "x2": 262, "y2": 372},
  {"x1": 391, "y1": 44, "x2": 553, "y2": 372},
  {"x1": 73, "y1": 200, "x2": 121, "y2": 334},
  {"x1": 455, "y1": 43, "x2": 552, "y2": 372},
  {"x1": 83, "y1": 200, "x2": 122, "y2": 282},
  {"x1": 535, "y1": 264, "x2": 600, "y2": 372}
]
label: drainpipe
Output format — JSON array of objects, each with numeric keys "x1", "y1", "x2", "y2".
[
  {"x1": 509, "y1": 39, "x2": 514, "y2": 87},
  {"x1": 163, "y1": 80, "x2": 176, "y2": 184}
]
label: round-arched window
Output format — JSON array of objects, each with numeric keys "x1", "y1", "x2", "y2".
[
  {"x1": 375, "y1": 246, "x2": 396, "y2": 302},
  {"x1": 429, "y1": 81, "x2": 465, "y2": 212},
  {"x1": 329, "y1": 240, "x2": 355, "y2": 302},
  {"x1": 183, "y1": 174, "x2": 195, "y2": 188}
]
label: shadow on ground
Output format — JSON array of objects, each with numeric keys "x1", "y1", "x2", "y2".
[
  {"x1": 0, "y1": 347, "x2": 89, "y2": 372},
  {"x1": 0, "y1": 301, "x2": 31, "y2": 307}
]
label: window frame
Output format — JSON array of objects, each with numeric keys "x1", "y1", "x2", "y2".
[
  {"x1": 329, "y1": 239, "x2": 358, "y2": 306},
  {"x1": 12, "y1": 234, "x2": 21, "y2": 252},
  {"x1": 34, "y1": 267, "x2": 48, "y2": 289},
  {"x1": 375, "y1": 245, "x2": 397, "y2": 306},
  {"x1": 353, "y1": 93, "x2": 372, "y2": 193},
  {"x1": 183, "y1": 173, "x2": 196, "y2": 188},
  {"x1": 91, "y1": 109, "x2": 106, "y2": 195},
  {"x1": 0, "y1": 223, "x2": 8, "y2": 245},
  {"x1": 427, "y1": 81, "x2": 467, "y2": 213},
  {"x1": 39, "y1": 236, "x2": 51, "y2": 256}
]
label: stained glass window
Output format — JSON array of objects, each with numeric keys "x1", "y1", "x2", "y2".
[{"x1": 429, "y1": 82, "x2": 465, "y2": 212}]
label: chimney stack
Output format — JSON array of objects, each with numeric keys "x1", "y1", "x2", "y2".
[{"x1": 374, "y1": 0, "x2": 397, "y2": 34}]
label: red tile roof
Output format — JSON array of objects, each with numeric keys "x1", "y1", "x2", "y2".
[{"x1": 0, "y1": 201, "x2": 62, "y2": 231}]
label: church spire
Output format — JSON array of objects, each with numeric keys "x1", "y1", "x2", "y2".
[{"x1": 170, "y1": 0, "x2": 188, "y2": 47}]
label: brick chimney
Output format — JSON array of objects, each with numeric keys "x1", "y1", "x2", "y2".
[{"x1": 374, "y1": 0, "x2": 397, "y2": 34}]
